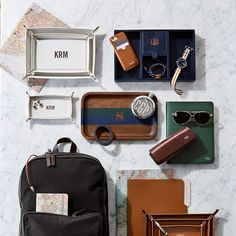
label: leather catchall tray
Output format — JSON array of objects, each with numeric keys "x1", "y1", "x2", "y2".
[
  {"x1": 114, "y1": 29, "x2": 195, "y2": 82},
  {"x1": 26, "y1": 93, "x2": 74, "y2": 121},
  {"x1": 81, "y1": 92, "x2": 158, "y2": 140},
  {"x1": 24, "y1": 27, "x2": 97, "y2": 81},
  {"x1": 145, "y1": 210, "x2": 218, "y2": 236}
]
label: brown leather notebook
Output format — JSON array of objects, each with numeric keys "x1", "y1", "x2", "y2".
[{"x1": 127, "y1": 179, "x2": 187, "y2": 236}]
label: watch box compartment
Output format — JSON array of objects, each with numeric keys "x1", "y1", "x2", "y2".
[
  {"x1": 114, "y1": 29, "x2": 195, "y2": 82},
  {"x1": 27, "y1": 93, "x2": 74, "y2": 121},
  {"x1": 24, "y1": 27, "x2": 98, "y2": 81},
  {"x1": 169, "y1": 31, "x2": 195, "y2": 81},
  {"x1": 142, "y1": 31, "x2": 168, "y2": 55}
]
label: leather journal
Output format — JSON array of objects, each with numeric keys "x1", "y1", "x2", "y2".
[
  {"x1": 166, "y1": 102, "x2": 214, "y2": 164},
  {"x1": 149, "y1": 126, "x2": 196, "y2": 165},
  {"x1": 127, "y1": 179, "x2": 188, "y2": 236}
]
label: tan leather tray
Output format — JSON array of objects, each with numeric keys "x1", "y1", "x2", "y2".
[
  {"x1": 145, "y1": 210, "x2": 218, "y2": 236},
  {"x1": 81, "y1": 92, "x2": 158, "y2": 140}
]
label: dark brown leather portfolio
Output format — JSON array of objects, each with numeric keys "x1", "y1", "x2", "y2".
[{"x1": 149, "y1": 126, "x2": 196, "y2": 165}]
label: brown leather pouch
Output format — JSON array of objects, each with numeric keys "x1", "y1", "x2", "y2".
[
  {"x1": 149, "y1": 126, "x2": 196, "y2": 165},
  {"x1": 109, "y1": 32, "x2": 139, "y2": 71}
]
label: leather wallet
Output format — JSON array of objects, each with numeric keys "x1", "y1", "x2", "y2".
[{"x1": 149, "y1": 126, "x2": 196, "y2": 165}]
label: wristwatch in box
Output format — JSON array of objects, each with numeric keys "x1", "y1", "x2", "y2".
[{"x1": 171, "y1": 46, "x2": 193, "y2": 95}]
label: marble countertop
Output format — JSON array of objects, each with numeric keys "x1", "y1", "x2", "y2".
[{"x1": 1, "y1": 0, "x2": 236, "y2": 235}]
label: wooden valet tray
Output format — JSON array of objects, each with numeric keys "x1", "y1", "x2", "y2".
[{"x1": 81, "y1": 92, "x2": 158, "y2": 140}]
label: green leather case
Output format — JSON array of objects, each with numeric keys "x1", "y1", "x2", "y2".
[{"x1": 166, "y1": 101, "x2": 214, "y2": 164}]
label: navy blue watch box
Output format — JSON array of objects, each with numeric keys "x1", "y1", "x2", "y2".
[{"x1": 114, "y1": 29, "x2": 195, "y2": 82}]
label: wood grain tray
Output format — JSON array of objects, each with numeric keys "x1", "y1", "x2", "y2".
[{"x1": 81, "y1": 92, "x2": 158, "y2": 141}]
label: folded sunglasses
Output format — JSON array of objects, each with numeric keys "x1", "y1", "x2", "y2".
[{"x1": 172, "y1": 111, "x2": 213, "y2": 126}]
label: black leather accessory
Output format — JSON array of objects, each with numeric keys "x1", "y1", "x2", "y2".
[{"x1": 94, "y1": 125, "x2": 114, "y2": 146}]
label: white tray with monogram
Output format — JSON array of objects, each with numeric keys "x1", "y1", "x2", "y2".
[
  {"x1": 24, "y1": 27, "x2": 98, "y2": 81},
  {"x1": 27, "y1": 92, "x2": 74, "y2": 121}
]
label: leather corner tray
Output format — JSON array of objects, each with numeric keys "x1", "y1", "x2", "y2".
[
  {"x1": 145, "y1": 210, "x2": 218, "y2": 236},
  {"x1": 27, "y1": 93, "x2": 74, "y2": 121},
  {"x1": 127, "y1": 179, "x2": 187, "y2": 236},
  {"x1": 24, "y1": 27, "x2": 97, "y2": 81},
  {"x1": 81, "y1": 92, "x2": 158, "y2": 140}
]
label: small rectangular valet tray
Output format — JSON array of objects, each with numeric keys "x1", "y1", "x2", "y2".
[
  {"x1": 81, "y1": 92, "x2": 158, "y2": 140},
  {"x1": 26, "y1": 92, "x2": 74, "y2": 121},
  {"x1": 24, "y1": 27, "x2": 98, "y2": 81},
  {"x1": 114, "y1": 29, "x2": 195, "y2": 82},
  {"x1": 144, "y1": 210, "x2": 218, "y2": 236}
]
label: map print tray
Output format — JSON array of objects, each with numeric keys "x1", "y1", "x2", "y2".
[{"x1": 81, "y1": 92, "x2": 158, "y2": 141}]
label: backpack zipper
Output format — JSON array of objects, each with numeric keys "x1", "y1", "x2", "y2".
[{"x1": 45, "y1": 149, "x2": 56, "y2": 167}]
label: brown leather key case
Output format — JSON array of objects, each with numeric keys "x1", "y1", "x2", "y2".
[
  {"x1": 149, "y1": 126, "x2": 196, "y2": 165},
  {"x1": 109, "y1": 32, "x2": 139, "y2": 71}
]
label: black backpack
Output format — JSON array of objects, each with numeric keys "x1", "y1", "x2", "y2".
[{"x1": 18, "y1": 138, "x2": 109, "y2": 236}]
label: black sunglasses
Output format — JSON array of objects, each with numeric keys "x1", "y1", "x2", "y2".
[{"x1": 172, "y1": 111, "x2": 213, "y2": 126}]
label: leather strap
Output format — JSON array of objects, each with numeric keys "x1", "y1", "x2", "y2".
[
  {"x1": 171, "y1": 67, "x2": 183, "y2": 95},
  {"x1": 53, "y1": 137, "x2": 77, "y2": 153},
  {"x1": 94, "y1": 126, "x2": 114, "y2": 146}
]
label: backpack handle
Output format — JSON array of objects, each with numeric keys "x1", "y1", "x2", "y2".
[{"x1": 53, "y1": 137, "x2": 77, "y2": 153}]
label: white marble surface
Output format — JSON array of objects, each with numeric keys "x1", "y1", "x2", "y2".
[{"x1": 1, "y1": 0, "x2": 236, "y2": 235}]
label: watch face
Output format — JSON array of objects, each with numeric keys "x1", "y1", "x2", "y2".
[{"x1": 176, "y1": 58, "x2": 187, "y2": 69}]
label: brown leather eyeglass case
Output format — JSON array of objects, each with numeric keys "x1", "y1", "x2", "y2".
[{"x1": 149, "y1": 126, "x2": 196, "y2": 165}]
